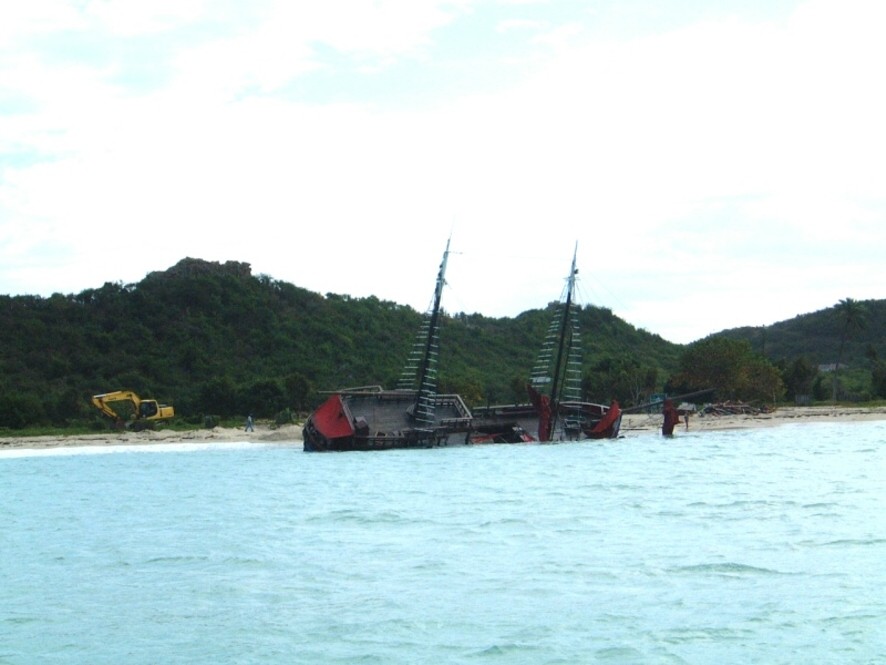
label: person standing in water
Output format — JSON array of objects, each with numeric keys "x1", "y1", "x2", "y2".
[{"x1": 662, "y1": 399, "x2": 679, "y2": 436}]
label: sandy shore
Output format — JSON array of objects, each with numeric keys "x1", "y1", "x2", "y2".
[
  {"x1": 620, "y1": 405, "x2": 886, "y2": 434},
  {"x1": 0, "y1": 423, "x2": 305, "y2": 452},
  {"x1": 2, "y1": 406, "x2": 885, "y2": 451}
]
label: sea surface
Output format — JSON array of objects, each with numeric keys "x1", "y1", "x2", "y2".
[{"x1": 1, "y1": 421, "x2": 884, "y2": 664}]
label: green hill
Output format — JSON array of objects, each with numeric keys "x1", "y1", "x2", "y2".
[
  {"x1": 715, "y1": 299, "x2": 886, "y2": 369},
  {"x1": 0, "y1": 258, "x2": 679, "y2": 429},
  {"x1": 1, "y1": 258, "x2": 883, "y2": 429},
  {"x1": 709, "y1": 298, "x2": 886, "y2": 402}
]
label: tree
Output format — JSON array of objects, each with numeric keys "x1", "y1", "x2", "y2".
[
  {"x1": 509, "y1": 375, "x2": 528, "y2": 404},
  {"x1": 866, "y1": 344, "x2": 886, "y2": 399},
  {"x1": 0, "y1": 392, "x2": 47, "y2": 429},
  {"x1": 871, "y1": 362, "x2": 886, "y2": 399},
  {"x1": 241, "y1": 379, "x2": 287, "y2": 418},
  {"x1": 673, "y1": 337, "x2": 784, "y2": 403},
  {"x1": 832, "y1": 298, "x2": 868, "y2": 402},
  {"x1": 283, "y1": 373, "x2": 312, "y2": 413},
  {"x1": 744, "y1": 356, "x2": 787, "y2": 404},
  {"x1": 780, "y1": 356, "x2": 818, "y2": 402},
  {"x1": 196, "y1": 376, "x2": 239, "y2": 416},
  {"x1": 584, "y1": 355, "x2": 659, "y2": 406},
  {"x1": 439, "y1": 375, "x2": 484, "y2": 407}
]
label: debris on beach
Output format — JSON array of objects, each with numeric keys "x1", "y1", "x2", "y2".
[{"x1": 700, "y1": 401, "x2": 774, "y2": 416}]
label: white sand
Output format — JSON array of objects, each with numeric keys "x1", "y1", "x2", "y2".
[
  {"x1": 0, "y1": 423, "x2": 304, "y2": 451},
  {"x1": 620, "y1": 405, "x2": 886, "y2": 434}
]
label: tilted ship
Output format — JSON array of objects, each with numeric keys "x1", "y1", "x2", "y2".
[
  {"x1": 302, "y1": 239, "x2": 474, "y2": 452},
  {"x1": 470, "y1": 245, "x2": 621, "y2": 443},
  {"x1": 302, "y1": 241, "x2": 620, "y2": 452}
]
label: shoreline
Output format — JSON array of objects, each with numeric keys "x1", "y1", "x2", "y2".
[
  {"x1": 1, "y1": 407, "x2": 885, "y2": 452},
  {"x1": 619, "y1": 405, "x2": 886, "y2": 434},
  {"x1": 0, "y1": 423, "x2": 306, "y2": 452}
]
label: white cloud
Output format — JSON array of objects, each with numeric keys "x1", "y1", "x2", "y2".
[
  {"x1": 1, "y1": 0, "x2": 884, "y2": 343},
  {"x1": 166, "y1": 0, "x2": 468, "y2": 97},
  {"x1": 0, "y1": 2, "x2": 86, "y2": 47},
  {"x1": 84, "y1": 0, "x2": 211, "y2": 36}
]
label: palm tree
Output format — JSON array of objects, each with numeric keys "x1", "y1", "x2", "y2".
[{"x1": 832, "y1": 298, "x2": 868, "y2": 403}]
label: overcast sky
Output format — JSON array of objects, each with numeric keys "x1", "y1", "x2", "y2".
[{"x1": 2, "y1": 0, "x2": 883, "y2": 344}]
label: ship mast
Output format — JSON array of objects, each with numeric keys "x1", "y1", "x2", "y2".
[
  {"x1": 547, "y1": 243, "x2": 578, "y2": 431},
  {"x1": 410, "y1": 238, "x2": 450, "y2": 427}
]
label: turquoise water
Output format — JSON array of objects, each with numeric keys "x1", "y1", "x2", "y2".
[{"x1": 2, "y1": 422, "x2": 884, "y2": 664}]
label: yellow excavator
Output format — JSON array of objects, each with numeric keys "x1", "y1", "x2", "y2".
[{"x1": 91, "y1": 391, "x2": 175, "y2": 430}]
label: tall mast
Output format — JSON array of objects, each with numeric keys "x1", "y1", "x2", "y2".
[
  {"x1": 412, "y1": 237, "x2": 450, "y2": 426},
  {"x1": 548, "y1": 243, "x2": 578, "y2": 422}
]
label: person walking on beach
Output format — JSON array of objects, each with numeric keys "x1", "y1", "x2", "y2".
[{"x1": 245, "y1": 414, "x2": 254, "y2": 432}]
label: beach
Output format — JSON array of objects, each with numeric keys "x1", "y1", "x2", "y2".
[
  {"x1": 621, "y1": 405, "x2": 886, "y2": 434},
  {"x1": 0, "y1": 423, "x2": 305, "y2": 451},
  {"x1": 2, "y1": 406, "x2": 885, "y2": 452}
]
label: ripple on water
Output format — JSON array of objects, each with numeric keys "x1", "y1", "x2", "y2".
[{"x1": 1, "y1": 421, "x2": 884, "y2": 664}]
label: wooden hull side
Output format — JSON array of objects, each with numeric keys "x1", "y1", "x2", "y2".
[
  {"x1": 303, "y1": 429, "x2": 473, "y2": 452},
  {"x1": 470, "y1": 401, "x2": 622, "y2": 443},
  {"x1": 304, "y1": 393, "x2": 622, "y2": 452},
  {"x1": 303, "y1": 390, "x2": 474, "y2": 453}
]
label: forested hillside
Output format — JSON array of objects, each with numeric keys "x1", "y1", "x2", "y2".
[
  {"x1": 709, "y1": 298, "x2": 886, "y2": 403},
  {"x1": 2, "y1": 258, "x2": 882, "y2": 430},
  {"x1": 716, "y1": 299, "x2": 886, "y2": 367},
  {"x1": 0, "y1": 258, "x2": 681, "y2": 429}
]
